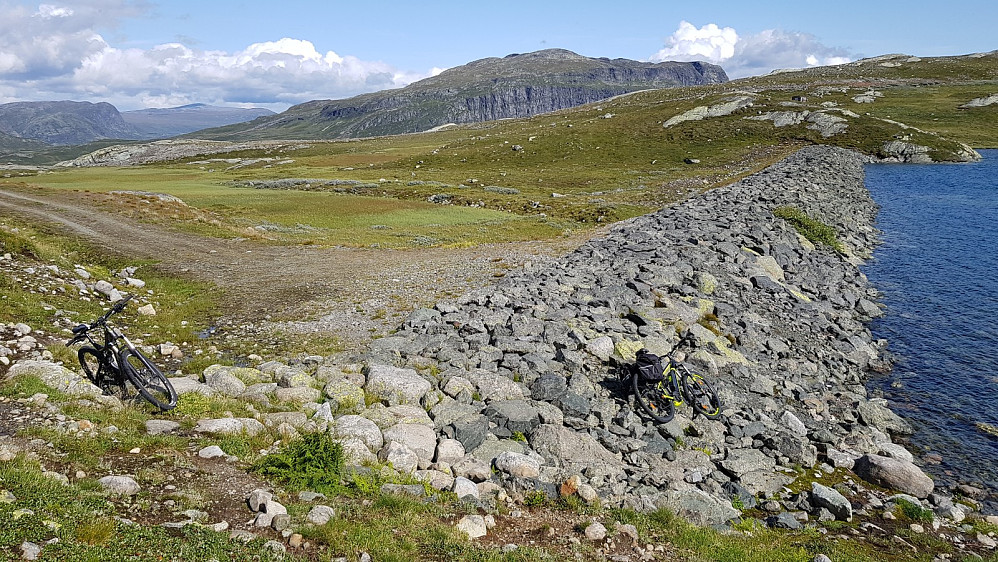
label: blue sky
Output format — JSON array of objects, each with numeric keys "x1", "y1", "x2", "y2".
[{"x1": 1, "y1": 0, "x2": 995, "y2": 111}]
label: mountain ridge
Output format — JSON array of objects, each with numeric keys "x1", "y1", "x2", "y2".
[{"x1": 185, "y1": 48, "x2": 728, "y2": 141}]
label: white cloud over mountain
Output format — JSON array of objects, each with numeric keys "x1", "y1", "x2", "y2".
[
  {"x1": 0, "y1": 1, "x2": 430, "y2": 109},
  {"x1": 650, "y1": 21, "x2": 853, "y2": 78}
]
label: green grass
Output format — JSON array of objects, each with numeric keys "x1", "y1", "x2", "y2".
[
  {"x1": 895, "y1": 498, "x2": 935, "y2": 524},
  {"x1": 773, "y1": 206, "x2": 846, "y2": 253},
  {"x1": 0, "y1": 455, "x2": 297, "y2": 562},
  {"x1": 5, "y1": 53, "x2": 994, "y2": 251},
  {"x1": 0, "y1": 217, "x2": 219, "y2": 363}
]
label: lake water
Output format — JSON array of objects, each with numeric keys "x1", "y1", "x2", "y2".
[{"x1": 863, "y1": 149, "x2": 998, "y2": 506}]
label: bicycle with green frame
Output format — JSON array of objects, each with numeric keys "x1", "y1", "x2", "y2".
[{"x1": 629, "y1": 344, "x2": 722, "y2": 423}]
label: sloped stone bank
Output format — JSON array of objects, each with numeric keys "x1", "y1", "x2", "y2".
[{"x1": 353, "y1": 145, "x2": 935, "y2": 518}]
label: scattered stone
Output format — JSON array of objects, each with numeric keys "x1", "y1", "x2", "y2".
[
  {"x1": 456, "y1": 515, "x2": 488, "y2": 539},
  {"x1": 198, "y1": 445, "x2": 227, "y2": 459},
  {"x1": 20, "y1": 541, "x2": 41, "y2": 560},
  {"x1": 144, "y1": 419, "x2": 180, "y2": 435},
  {"x1": 811, "y1": 482, "x2": 852, "y2": 521},
  {"x1": 98, "y1": 475, "x2": 140, "y2": 496},
  {"x1": 584, "y1": 521, "x2": 607, "y2": 541},
  {"x1": 307, "y1": 505, "x2": 335, "y2": 525}
]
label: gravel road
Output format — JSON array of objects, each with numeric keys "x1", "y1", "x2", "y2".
[{"x1": 0, "y1": 187, "x2": 589, "y2": 344}]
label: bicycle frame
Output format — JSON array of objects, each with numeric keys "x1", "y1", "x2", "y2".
[{"x1": 656, "y1": 360, "x2": 687, "y2": 407}]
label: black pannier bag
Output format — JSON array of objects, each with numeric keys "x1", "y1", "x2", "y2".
[{"x1": 634, "y1": 349, "x2": 665, "y2": 382}]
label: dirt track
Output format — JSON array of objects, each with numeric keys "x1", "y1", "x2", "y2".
[{"x1": 0, "y1": 187, "x2": 585, "y2": 343}]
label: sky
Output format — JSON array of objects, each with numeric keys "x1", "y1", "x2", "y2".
[{"x1": 0, "y1": 0, "x2": 995, "y2": 112}]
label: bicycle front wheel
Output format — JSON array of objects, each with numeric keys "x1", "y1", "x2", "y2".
[
  {"x1": 632, "y1": 370, "x2": 675, "y2": 423},
  {"x1": 120, "y1": 349, "x2": 177, "y2": 410},
  {"x1": 680, "y1": 366, "x2": 722, "y2": 419}
]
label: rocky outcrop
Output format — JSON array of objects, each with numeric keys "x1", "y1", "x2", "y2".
[{"x1": 189, "y1": 49, "x2": 728, "y2": 141}]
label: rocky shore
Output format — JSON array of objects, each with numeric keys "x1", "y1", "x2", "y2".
[
  {"x1": 5, "y1": 145, "x2": 996, "y2": 555},
  {"x1": 332, "y1": 144, "x2": 959, "y2": 521}
]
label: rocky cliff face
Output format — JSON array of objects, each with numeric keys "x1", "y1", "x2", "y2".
[
  {"x1": 191, "y1": 49, "x2": 728, "y2": 140},
  {"x1": 0, "y1": 101, "x2": 140, "y2": 145}
]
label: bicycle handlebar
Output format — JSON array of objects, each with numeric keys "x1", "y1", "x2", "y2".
[{"x1": 66, "y1": 294, "x2": 133, "y2": 346}]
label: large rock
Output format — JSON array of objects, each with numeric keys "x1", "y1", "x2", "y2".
[
  {"x1": 331, "y1": 415, "x2": 383, "y2": 451},
  {"x1": 194, "y1": 418, "x2": 264, "y2": 436},
  {"x1": 203, "y1": 369, "x2": 246, "y2": 397},
  {"x1": 382, "y1": 423, "x2": 437, "y2": 461},
  {"x1": 857, "y1": 401, "x2": 913, "y2": 435},
  {"x1": 8, "y1": 360, "x2": 101, "y2": 397},
  {"x1": 99, "y1": 475, "x2": 140, "y2": 496},
  {"x1": 529, "y1": 424, "x2": 621, "y2": 475},
  {"x1": 719, "y1": 448, "x2": 774, "y2": 477},
  {"x1": 485, "y1": 400, "x2": 540, "y2": 435},
  {"x1": 323, "y1": 379, "x2": 365, "y2": 413},
  {"x1": 648, "y1": 489, "x2": 740, "y2": 526},
  {"x1": 379, "y1": 441, "x2": 418, "y2": 474},
  {"x1": 364, "y1": 365, "x2": 431, "y2": 406},
  {"x1": 464, "y1": 369, "x2": 524, "y2": 401},
  {"x1": 811, "y1": 482, "x2": 852, "y2": 521},
  {"x1": 853, "y1": 454, "x2": 934, "y2": 498},
  {"x1": 493, "y1": 451, "x2": 541, "y2": 478}
]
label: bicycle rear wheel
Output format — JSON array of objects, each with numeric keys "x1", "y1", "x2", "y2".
[
  {"x1": 632, "y1": 369, "x2": 675, "y2": 423},
  {"x1": 120, "y1": 349, "x2": 177, "y2": 410},
  {"x1": 680, "y1": 366, "x2": 722, "y2": 419},
  {"x1": 78, "y1": 347, "x2": 103, "y2": 386}
]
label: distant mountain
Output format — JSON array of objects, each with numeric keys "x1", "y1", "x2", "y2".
[
  {"x1": 121, "y1": 104, "x2": 275, "y2": 139},
  {"x1": 0, "y1": 101, "x2": 140, "y2": 145},
  {"x1": 0, "y1": 101, "x2": 275, "y2": 147},
  {"x1": 188, "y1": 49, "x2": 728, "y2": 141}
]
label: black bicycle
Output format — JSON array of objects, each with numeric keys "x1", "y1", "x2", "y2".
[
  {"x1": 628, "y1": 339, "x2": 722, "y2": 423},
  {"x1": 66, "y1": 294, "x2": 177, "y2": 410}
]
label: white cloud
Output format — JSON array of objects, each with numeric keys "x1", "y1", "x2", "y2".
[
  {"x1": 650, "y1": 21, "x2": 854, "y2": 78},
  {"x1": 0, "y1": 1, "x2": 433, "y2": 110},
  {"x1": 650, "y1": 21, "x2": 739, "y2": 63}
]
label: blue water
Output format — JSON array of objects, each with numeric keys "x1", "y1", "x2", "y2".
[{"x1": 863, "y1": 149, "x2": 998, "y2": 500}]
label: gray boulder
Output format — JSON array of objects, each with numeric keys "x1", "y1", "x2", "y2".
[
  {"x1": 493, "y1": 451, "x2": 541, "y2": 478},
  {"x1": 485, "y1": 400, "x2": 540, "y2": 435},
  {"x1": 811, "y1": 482, "x2": 852, "y2": 521},
  {"x1": 857, "y1": 401, "x2": 913, "y2": 435},
  {"x1": 364, "y1": 365, "x2": 431, "y2": 406},
  {"x1": 382, "y1": 423, "x2": 437, "y2": 461},
  {"x1": 464, "y1": 369, "x2": 524, "y2": 401},
  {"x1": 853, "y1": 454, "x2": 934, "y2": 498},
  {"x1": 530, "y1": 424, "x2": 621, "y2": 475},
  {"x1": 99, "y1": 475, "x2": 140, "y2": 496},
  {"x1": 204, "y1": 369, "x2": 246, "y2": 397},
  {"x1": 453, "y1": 414, "x2": 489, "y2": 452},
  {"x1": 650, "y1": 489, "x2": 740, "y2": 526},
  {"x1": 332, "y1": 415, "x2": 384, "y2": 451},
  {"x1": 8, "y1": 360, "x2": 101, "y2": 397}
]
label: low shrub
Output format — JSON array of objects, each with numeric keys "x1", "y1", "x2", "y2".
[
  {"x1": 253, "y1": 432, "x2": 344, "y2": 493},
  {"x1": 772, "y1": 206, "x2": 845, "y2": 253}
]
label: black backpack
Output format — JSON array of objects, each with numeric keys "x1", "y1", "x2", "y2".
[{"x1": 634, "y1": 349, "x2": 665, "y2": 382}]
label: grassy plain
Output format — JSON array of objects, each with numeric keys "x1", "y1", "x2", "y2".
[{"x1": 6, "y1": 54, "x2": 995, "y2": 249}]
